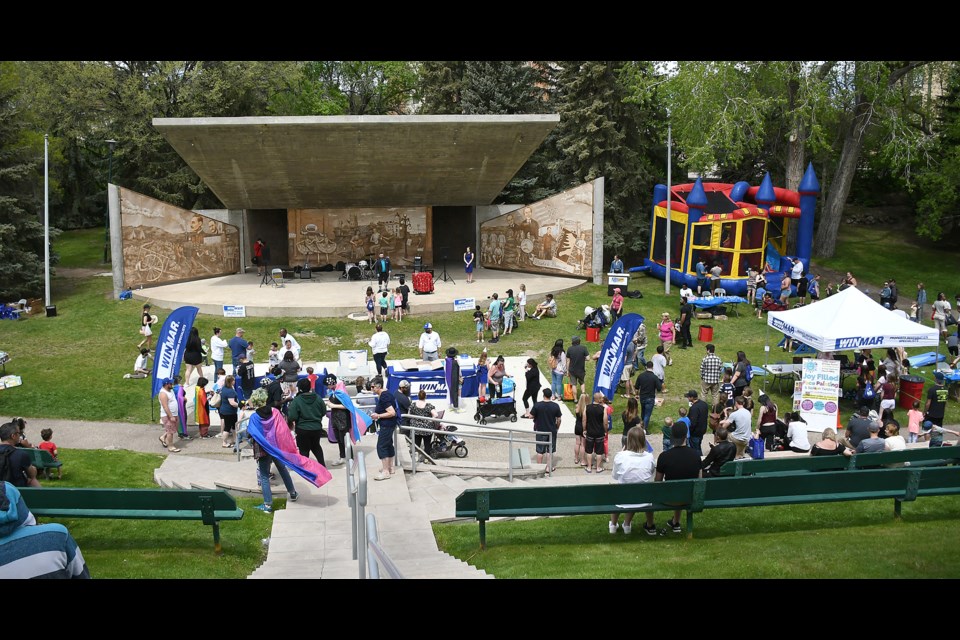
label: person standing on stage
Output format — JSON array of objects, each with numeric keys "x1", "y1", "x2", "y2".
[
  {"x1": 464, "y1": 246, "x2": 475, "y2": 284},
  {"x1": 253, "y1": 238, "x2": 265, "y2": 276},
  {"x1": 375, "y1": 253, "x2": 391, "y2": 292}
]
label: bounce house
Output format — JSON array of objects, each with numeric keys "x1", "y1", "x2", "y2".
[{"x1": 641, "y1": 163, "x2": 820, "y2": 297}]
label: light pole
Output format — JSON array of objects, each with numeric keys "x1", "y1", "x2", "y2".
[
  {"x1": 104, "y1": 139, "x2": 117, "y2": 264},
  {"x1": 664, "y1": 115, "x2": 672, "y2": 295}
]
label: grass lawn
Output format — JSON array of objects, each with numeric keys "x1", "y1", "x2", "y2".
[{"x1": 28, "y1": 449, "x2": 275, "y2": 579}]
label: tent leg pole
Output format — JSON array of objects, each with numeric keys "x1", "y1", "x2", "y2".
[{"x1": 764, "y1": 323, "x2": 770, "y2": 393}]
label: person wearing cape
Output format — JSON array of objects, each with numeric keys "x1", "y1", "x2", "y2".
[
  {"x1": 445, "y1": 347, "x2": 461, "y2": 412},
  {"x1": 245, "y1": 389, "x2": 333, "y2": 513}
]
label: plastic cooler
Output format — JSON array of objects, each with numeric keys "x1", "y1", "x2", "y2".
[
  {"x1": 586, "y1": 326, "x2": 601, "y2": 342},
  {"x1": 898, "y1": 375, "x2": 925, "y2": 410},
  {"x1": 698, "y1": 325, "x2": 713, "y2": 342}
]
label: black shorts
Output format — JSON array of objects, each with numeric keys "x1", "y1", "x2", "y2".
[
  {"x1": 584, "y1": 435, "x2": 604, "y2": 455},
  {"x1": 379, "y1": 307, "x2": 388, "y2": 316},
  {"x1": 569, "y1": 373, "x2": 584, "y2": 386}
]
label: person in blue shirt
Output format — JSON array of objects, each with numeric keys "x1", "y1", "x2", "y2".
[
  {"x1": 609, "y1": 255, "x2": 624, "y2": 274},
  {"x1": 227, "y1": 327, "x2": 249, "y2": 372},
  {"x1": 695, "y1": 258, "x2": 707, "y2": 295}
]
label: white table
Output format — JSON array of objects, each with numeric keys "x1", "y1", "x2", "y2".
[{"x1": 763, "y1": 363, "x2": 802, "y2": 393}]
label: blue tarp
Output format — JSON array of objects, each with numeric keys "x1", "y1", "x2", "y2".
[{"x1": 690, "y1": 296, "x2": 748, "y2": 309}]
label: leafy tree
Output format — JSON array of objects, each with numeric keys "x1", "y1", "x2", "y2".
[
  {"x1": 0, "y1": 61, "x2": 58, "y2": 299},
  {"x1": 269, "y1": 61, "x2": 418, "y2": 116},
  {"x1": 548, "y1": 61, "x2": 663, "y2": 261}
]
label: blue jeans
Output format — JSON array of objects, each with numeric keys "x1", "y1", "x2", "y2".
[
  {"x1": 377, "y1": 424, "x2": 396, "y2": 459},
  {"x1": 636, "y1": 349, "x2": 646, "y2": 368},
  {"x1": 258, "y1": 455, "x2": 296, "y2": 506},
  {"x1": 689, "y1": 435, "x2": 703, "y2": 455},
  {"x1": 640, "y1": 398, "x2": 655, "y2": 431},
  {"x1": 213, "y1": 360, "x2": 223, "y2": 377},
  {"x1": 551, "y1": 371, "x2": 564, "y2": 397}
]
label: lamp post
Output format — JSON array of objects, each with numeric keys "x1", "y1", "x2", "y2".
[
  {"x1": 104, "y1": 139, "x2": 117, "y2": 264},
  {"x1": 664, "y1": 115, "x2": 672, "y2": 295}
]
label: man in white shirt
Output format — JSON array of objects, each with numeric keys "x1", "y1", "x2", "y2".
[
  {"x1": 651, "y1": 345, "x2": 667, "y2": 382},
  {"x1": 124, "y1": 348, "x2": 151, "y2": 379},
  {"x1": 720, "y1": 395, "x2": 752, "y2": 459},
  {"x1": 209, "y1": 327, "x2": 229, "y2": 374},
  {"x1": 368, "y1": 323, "x2": 391, "y2": 376},
  {"x1": 679, "y1": 283, "x2": 694, "y2": 301},
  {"x1": 418, "y1": 323, "x2": 442, "y2": 361},
  {"x1": 791, "y1": 257, "x2": 804, "y2": 286}
]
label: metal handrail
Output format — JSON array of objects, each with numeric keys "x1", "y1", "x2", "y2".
[
  {"x1": 345, "y1": 437, "x2": 404, "y2": 579},
  {"x1": 396, "y1": 413, "x2": 554, "y2": 481},
  {"x1": 366, "y1": 513, "x2": 404, "y2": 579}
]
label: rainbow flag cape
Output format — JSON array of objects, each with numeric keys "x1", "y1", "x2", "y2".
[
  {"x1": 195, "y1": 385, "x2": 210, "y2": 427},
  {"x1": 332, "y1": 389, "x2": 371, "y2": 443},
  {"x1": 174, "y1": 384, "x2": 188, "y2": 436},
  {"x1": 247, "y1": 408, "x2": 333, "y2": 488}
]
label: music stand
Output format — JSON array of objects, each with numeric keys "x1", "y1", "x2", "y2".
[
  {"x1": 437, "y1": 249, "x2": 455, "y2": 284},
  {"x1": 259, "y1": 261, "x2": 273, "y2": 287}
]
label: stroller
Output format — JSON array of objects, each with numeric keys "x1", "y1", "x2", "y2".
[
  {"x1": 577, "y1": 305, "x2": 611, "y2": 331},
  {"x1": 430, "y1": 423, "x2": 468, "y2": 458},
  {"x1": 474, "y1": 377, "x2": 518, "y2": 424}
]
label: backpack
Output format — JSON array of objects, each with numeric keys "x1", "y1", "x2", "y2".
[
  {"x1": 744, "y1": 362, "x2": 753, "y2": 383},
  {"x1": 366, "y1": 298, "x2": 374, "y2": 312},
  {"x1": 862, "y1": 381, "x2": 875, "y2": 400},
  {"x1": 0, "y1": 447, "x2": 17, "y2": 484}
]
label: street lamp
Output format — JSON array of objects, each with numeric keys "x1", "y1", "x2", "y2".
[{"x1": 104, "y1": 139, "x2": 117, "y2": 264}]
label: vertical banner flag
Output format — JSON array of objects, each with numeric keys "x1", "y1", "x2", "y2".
[
  {"x1": 593, "y1": 313, "x2": 644, "y2": 401},
  {"x1": 150, "y1": 305, "x2": 199, "y2": 398}
]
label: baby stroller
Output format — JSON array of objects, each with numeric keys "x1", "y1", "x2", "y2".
[
  {"x1": 430, "y1": 423, "x2": 468, "y2": 458},
  {"x1": 577, "y1": 305, "x2": 610, "y2": 331},
  {"x1": 474, "y1": 377, "x2": 518, "y2": 424}
]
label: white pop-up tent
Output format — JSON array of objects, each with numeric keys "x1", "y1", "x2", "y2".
[{"x1": 767, "y1": 286, "x2": 939, "y2": 353}]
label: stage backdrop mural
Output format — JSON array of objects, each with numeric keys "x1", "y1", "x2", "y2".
[
  {"x1": 287, "y1": 207, "x2": 432, "y2": 269},
  {"x1": 119, "y1": 188, "x2": 240, "y2": 288},
  {"x1": 480, "y1": 182, "x2": 595, "y2": 278}
]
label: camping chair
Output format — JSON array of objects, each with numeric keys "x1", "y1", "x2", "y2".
[{"x1": 714, "y1": 287, "x2": 727, "y2": 297}]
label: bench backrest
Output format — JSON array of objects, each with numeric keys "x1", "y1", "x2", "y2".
[
  {"x1": 456, "y1": 480, "x2": 704, "y2": 519},
  {"x1": 719, "y1": 446, "x2": 960, "y2": 477},
  {"x1": 24, "y1": 448, "x2": 58, "y2": 467},
  {"x1": 18, "y1": 487, "x2": 239, "y2": 514}
]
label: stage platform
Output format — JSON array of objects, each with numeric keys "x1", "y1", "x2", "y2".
[{"x1": 132, "y1": 266, "x2": 588, "y2": 318}]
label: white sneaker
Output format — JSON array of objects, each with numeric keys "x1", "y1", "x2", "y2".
[
  {"x1": 609, "y1": 522, "x2": 619, "y2": 534},
  {"x1": 374, "y1": 472, "x2": 390, "y2": 481},
  {"x1": 622, "y1": 524, "x2": 632, "y2": 535},
  {"x1": 331, "y1": 458, "x2": 345, "y2": 466}
]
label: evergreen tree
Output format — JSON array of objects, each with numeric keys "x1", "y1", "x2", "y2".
[
  {"x1": 0, "y1": 61, "x2": 55, "y2": 299},
  {"x1": 548, "y1": 61, "x2": 663, "y2": 262},
  {"x1": 417, "y1": 62, "x2": 466, "y2": 114}
]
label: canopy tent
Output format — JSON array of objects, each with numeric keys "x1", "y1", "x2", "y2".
[{"x1": 766, "y1": 286, "x2": 939, "y2": 353}]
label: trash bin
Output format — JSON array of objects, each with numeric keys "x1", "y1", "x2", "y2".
[
  {"x1": 898, "y1": 375, "x2": 925, "y2": 410},
  {"x1": 586, "y1": 326, "x2": 601, "y2": 343},
  {"x1": 698, "y1": 325, "x2": 713, "y2": 342},
  {"x1": 45, "y1": 305, "x2": 57, "y2": 317}
]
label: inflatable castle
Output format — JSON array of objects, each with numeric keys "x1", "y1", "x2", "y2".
[{"x1": 642, "y1": 163, "x2": 820, "y2": 297}]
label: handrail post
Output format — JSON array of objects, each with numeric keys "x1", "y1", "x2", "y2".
[
  {"x1": 508, "y1": 431, "x2": 514, "y2": 483},
  {"x1": 357, "y1": 450, "x2": 368, "y2": 580}
]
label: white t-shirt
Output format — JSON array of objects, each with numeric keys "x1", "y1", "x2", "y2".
[
  {"x1": 791, "y1": 260, "x2": 803, "y2": 279},
  {"x1": 786, "y1": 421, "x2": 811, "y2": 450},
  {"x1": 652, "y1": 353, "x2": 667, "y2": 381},
  {"x1": 518, "y1": 290, "x2": 527, "y2": 306},
  {"x1": 724, "y1": 407, "x2": 752, "y2": 441},
  {"x1": 419, "y1": 331, "x2": 442, "y2": 354},
  {"x1": 210, "y1": 335, "x2": 229, "y2": 361},
  {"x1": 369, "y1": 330, "x2": 391, "y2": 354},
  {"x1": 679, "y1": 286, "x2": 694, "y2": 300},
  {"x1": 884, "y1": 434, "x2": 907, "y2": 451},
  {"x1": 612, "y1": 449, "x2": 657, "y2": 509},
  {"x1": 278, "y1": 333, "x2": 301, "y2": 355},
  {"x1": 134, "y1": 354, "x2": 148, "y2": 371}
]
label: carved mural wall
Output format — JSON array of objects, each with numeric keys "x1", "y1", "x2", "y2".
[
  {"x1": 480, "y1": 182, "x2": 594, "y2": 278},
  {"x1": 119, "y1": 188, "x2": 240, "y2": 288},
  {"x1": 287, "y1": 207, "x2": 432, "y2": 268}
]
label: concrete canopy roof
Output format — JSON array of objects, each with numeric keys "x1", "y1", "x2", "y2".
[{"x1": 153, "y1": 114, "x2": 560, "y2": 210}]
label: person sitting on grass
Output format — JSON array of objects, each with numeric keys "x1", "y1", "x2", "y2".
[
  {"x1": 531, "y1": 293, "x2": 557, "y2": 320},
  {"x1": 609, "y1": 426, "x2": 658, "y2": 536},
  {"x1": 124, "y1": 348, "x2": 151, "y2": 379}
]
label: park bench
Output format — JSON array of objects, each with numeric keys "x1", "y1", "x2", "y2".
[
  {"x1": 17, "y1": 487, "x2": 244, "y2": 555},
  {"x1": 455, "y1": 467, "x2": 960, "y2": 548},
  {"x1": 718, "y1": 446, "x2": 960, "y2": 477},
  {"x1": 24, "y1": 448, "x2": 63, "y2": 479}
]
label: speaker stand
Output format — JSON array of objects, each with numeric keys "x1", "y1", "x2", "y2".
[{"x1": 438, "y1": 256, "x2": 455, "y2": 284}]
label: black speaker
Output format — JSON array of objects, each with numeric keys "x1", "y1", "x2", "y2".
[
  {"x1": 45, "y1": 305, "x2": 57, "y2": 317},
  {"x1": 413, "y1": 256, "x2": 423, "y2": 272},
  {"x1": 300, "y1": 269, "x2": 312, "y2": 279}
]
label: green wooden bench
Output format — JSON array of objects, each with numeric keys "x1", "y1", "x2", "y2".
[
  {"x1": 718, "y1": 446, "x2": 960, "y2": 477},
  {"x1": 17, "y1": 487, "x2": 244, "y2": 555},
  {"x1": 24, "y1": 448, "x2": 62, "y2": 479},
  {"x1": 455, "y1": 467, "x2": 960, "y2": 548}
]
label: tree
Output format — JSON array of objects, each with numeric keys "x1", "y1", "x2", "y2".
[
  {"x1": 549, "y1": 61, "x2": 663, "y2": 260},
  {"x1": 0, "y1": 61, "x2": 57, "y2": 299},
  {"x1": 416, "y1": 62, "x2": 467, "y2": 114},
  {"x1": 269, "y1": 61, "x2": 418, "y2": 116}
]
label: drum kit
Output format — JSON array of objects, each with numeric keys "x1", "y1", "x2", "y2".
[
  {"x1": 345, "y1": 262, "x2": 362, "y2": 281},
  {"x1": 339, "y1": 254, "x2": 376, "y2": 281}
]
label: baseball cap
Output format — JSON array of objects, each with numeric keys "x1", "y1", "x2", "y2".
[
  {"x1": 424, "y1": 322, "x2": 432, "y2": 330},
  {"x1": 614, "y1": 287, "x2": 621, "y2": 293},
  {"x1": 922, "y1": 420, "x2": 934, "y2": 431},
  {"x1": 161, "y1": 377, "x2": 173, "y2": 386},
  {"x1": 236, "y1": 327, "x2": 245, "y2": 333},
  {"x1": 398, "y1": 379, "x2": 410, "y2": 388},
  {"x1": 684, "y1": 390, "x2": 698, "y2": 399}
]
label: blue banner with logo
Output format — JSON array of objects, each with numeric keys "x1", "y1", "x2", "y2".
[
  {"x1": 150, "y1": 306, "x2": 199, "y2": 398},
  {"x1": 592, "y1": 313, "x2": 644, "y2": 401}
]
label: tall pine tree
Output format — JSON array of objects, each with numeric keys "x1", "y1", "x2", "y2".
[
  {"x1": 549, "y1": 61, "x2": 663, "y2": 262},
  {"x1": 0, "y1": 61, "x2": 53, "y2": 299}
]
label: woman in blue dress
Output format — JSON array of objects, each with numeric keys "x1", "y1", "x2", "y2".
[{"x1": 463, "y1": 246, "x2": 474, "y2": 283}]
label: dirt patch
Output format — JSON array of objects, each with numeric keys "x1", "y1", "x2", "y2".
[{"x1": 58, "y1": 268, "x2": 109, "y2": 279}]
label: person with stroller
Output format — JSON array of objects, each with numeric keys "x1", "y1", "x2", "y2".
[
  {"x1": 408, "y1": 390, "x2": 438, "y2": 462},
  {"x1": 487, "y1": 355, "x2": 510, "y2": 400}
]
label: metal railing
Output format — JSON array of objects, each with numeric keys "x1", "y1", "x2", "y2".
[
  {"x1": 396, "y1": 414, "x2": 554, "y2": 482},
  {"x1": 345, "y1": 438, "x2": 404, "y2": 579}
]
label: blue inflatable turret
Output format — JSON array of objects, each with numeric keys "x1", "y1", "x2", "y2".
[
  {"x1": 686, "y1": 178, "x2": 708, "y2": 225},
  {"x1": 796, "y1": 163, "x2": 820, "y2": 265}
]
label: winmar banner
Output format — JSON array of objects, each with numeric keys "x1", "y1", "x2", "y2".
[
  {"x1": 150, "y1": 306, "x2": 199, "y2": 398},
  {"x1": 592, "y1": 313, "x2": 644, "y2": 401}
]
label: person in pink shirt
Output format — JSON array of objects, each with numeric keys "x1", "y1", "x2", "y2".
[
  {"x1": 907, "y1": 400, "x2": 924, "y2": 444},
  {"x1": 610, "y1": 287, "x2": 624, "y2": 322}
]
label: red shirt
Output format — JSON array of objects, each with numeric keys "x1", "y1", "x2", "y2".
[{"x1": 39, "y1": 440, "x2": 58, "y2": 459}]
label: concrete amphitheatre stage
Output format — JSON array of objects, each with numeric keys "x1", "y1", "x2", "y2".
[{"x1": 134, "y1": 265, "x2": 585, "y2": 318}]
